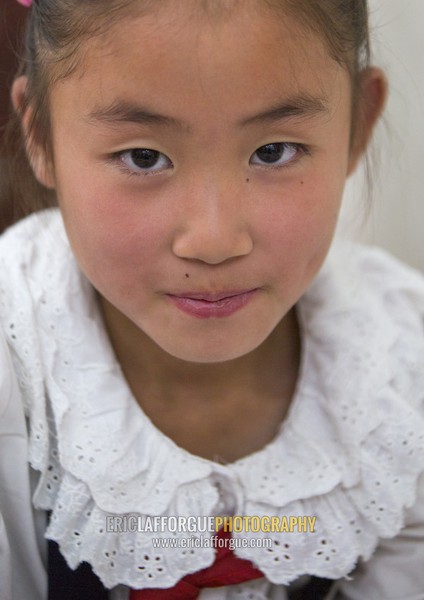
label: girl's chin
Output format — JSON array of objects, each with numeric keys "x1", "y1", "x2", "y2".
[{"x1": 155, "y1": 332, "x2": 270, "y2": 364}]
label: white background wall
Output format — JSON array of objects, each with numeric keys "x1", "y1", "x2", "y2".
[{"x1": 339, "y1": 0, "x2": 424, "y2": 272}]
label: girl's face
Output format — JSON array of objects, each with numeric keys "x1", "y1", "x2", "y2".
[{"x1": 44, "y1": 3, "x2": 356, "y2": 362}]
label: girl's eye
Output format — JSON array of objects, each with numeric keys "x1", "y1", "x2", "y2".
[
  {"x1": 118, "y1": 148, "x2": 172, "y2": 175},
  {"x1": 250, "y1": 142, "x2": 302, "y2": 168}
]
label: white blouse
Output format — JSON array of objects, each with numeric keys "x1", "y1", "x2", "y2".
[{"x1": 0, "y1": 209, "x2": 424, "y2": 600}]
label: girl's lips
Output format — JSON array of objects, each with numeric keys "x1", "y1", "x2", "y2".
[{"x1": 166, "y1": 289, "x2": 258, "y2": 318}]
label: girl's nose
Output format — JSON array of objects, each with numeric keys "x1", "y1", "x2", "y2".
[{"x1": 171, "y1": 181, "x2": 253, "y2": 265}]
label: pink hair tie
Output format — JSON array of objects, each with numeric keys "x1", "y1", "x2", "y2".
[{"x1": 17, "y1": 0, "x2": 33, "y2": 6}]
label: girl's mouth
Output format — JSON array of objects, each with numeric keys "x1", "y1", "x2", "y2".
[{"x1": 166, "y1": 289, "x2": 259, "y2": 318}]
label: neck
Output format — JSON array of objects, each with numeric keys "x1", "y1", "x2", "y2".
[
  {"x1": 100, "y1": 298, "x2": 300, "y2": 408},
  {"x1": 100, "y1": 298, "x2": 301, "y2": 461}
]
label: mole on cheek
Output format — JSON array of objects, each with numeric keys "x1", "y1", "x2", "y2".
[
  {"x1": 246, "y1": 178, "x2": 250, "y2": 183},
  {"x1": 185, "y1": 273, "x2": 190, "y2": 278}
]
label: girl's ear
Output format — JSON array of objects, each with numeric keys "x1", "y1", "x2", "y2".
[
  {"x1": 347, "y1": 67, "x2": 388, "y2": 175},
  {"x1": 11, "y1": 76, "x2": 56, "y2": 189}
]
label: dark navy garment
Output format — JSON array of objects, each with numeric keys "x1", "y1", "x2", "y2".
[{"x1": 48, "y1": 539, "x2": 108, "y2": 600}]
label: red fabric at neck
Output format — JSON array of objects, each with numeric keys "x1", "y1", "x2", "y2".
[{"x1": 130, "y1": 529, "x2": 264, "y2": 599}]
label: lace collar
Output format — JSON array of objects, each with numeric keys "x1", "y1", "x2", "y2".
[{"x1": 1, "y1": 209, "x2": 424, "y2": 589}]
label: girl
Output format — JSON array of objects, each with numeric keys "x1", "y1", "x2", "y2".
[{"x1": 1, "y1": 0, "x2": 423, "y2": 598}]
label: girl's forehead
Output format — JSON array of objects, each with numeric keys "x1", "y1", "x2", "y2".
[
  {"x1": 81, "y1": 0, "x2": 332, "y2": 76},
  {"x1": 51, "y1": 3, "x2": 348, "y2": 128}
]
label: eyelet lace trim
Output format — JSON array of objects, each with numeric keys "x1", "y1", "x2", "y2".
[{"x1": 0, "y1": 210, "x2": 423, "y2": 590}]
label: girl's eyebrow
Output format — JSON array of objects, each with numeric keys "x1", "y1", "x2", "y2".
[
  {"x1": 239, "y1": 93, "x2": 330, "y2": 126},
  {"x1": 86, "y1": 101, "x2": 184, "y2": 129},
  {"x1": 86, "y1": 93, "x2": 329, "y2": 130}
]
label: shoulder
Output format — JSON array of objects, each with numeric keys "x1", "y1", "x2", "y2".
[
  {"x1": 346, "y1": 242, "x2": 424, "y2": 309},
  {"x1": 305, "y1": 242, "x2": 424, "y2": 346},
  {"x1": 0, "y1": 208, "x2": 79, "y2": 334},
  {"x1": 302, "y1": 243, "x2": 424, "y2": 418},
  {"x1": 0, "y1": 209, "x2": 90, "y2": 417},
  {"x1": 333, "y1": 243, "x2": 424, "y2": 368},
  {"x1": 0, "y1": 208, "x2": 66, "y2": 277},
  {"x1": 313, "y1": 241, "x2": 424, "y2": 307},
  {"x1": 0, "y1": 208, "x2": 67, "y2": 374},
  {"x1": 0, "y1": 209, "x2": 72, "y2": 326}
]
